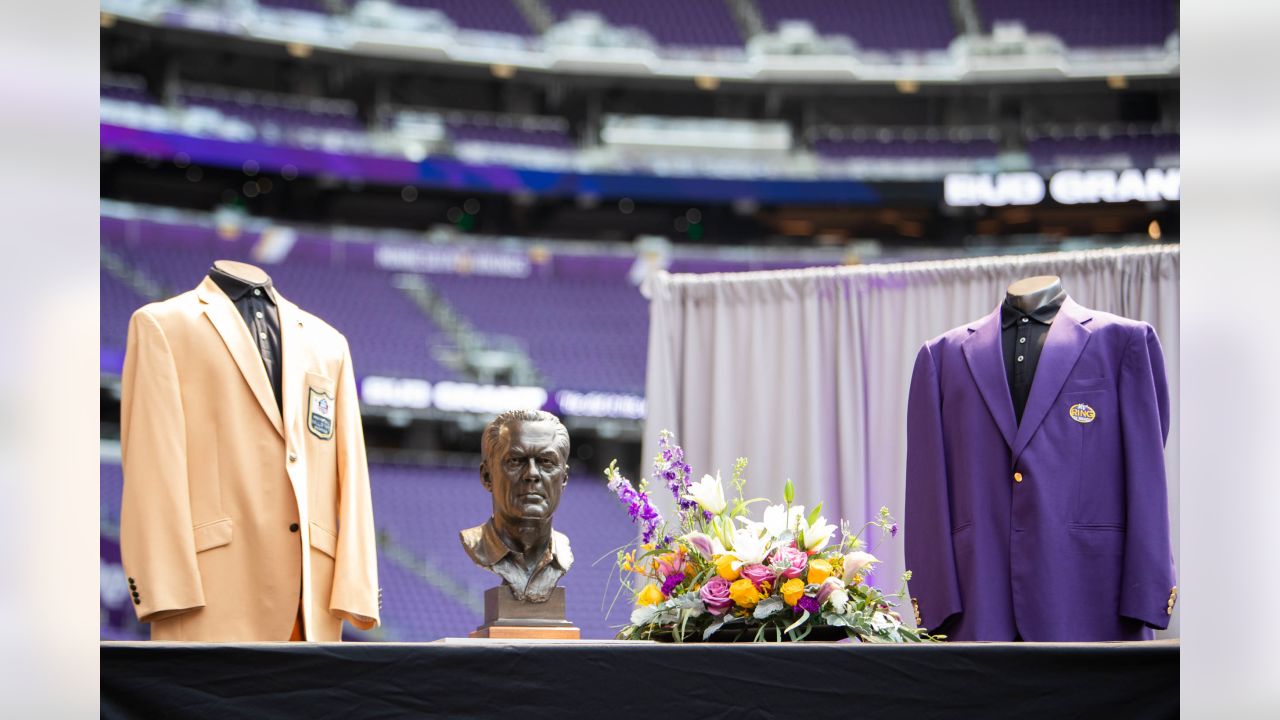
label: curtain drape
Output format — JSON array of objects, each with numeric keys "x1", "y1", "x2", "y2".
[{"x1": 643, "y1": 244, "x2": 1180, "y2": 637}]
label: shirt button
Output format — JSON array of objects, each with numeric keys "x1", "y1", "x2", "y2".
[
  {"x1": 1019, "y1": 337, "x2": 1027, "y2": 344},
  {"x1": 1013, "y1": 472, "x2": 1023, "y2": 483},
  {"x1": 253, "y1": 289, "x2": 261, "y2": 296},
  {"x1": 289, "y1": 452, "x2": 298, "y2": 463},
  {"x1": 259, "y1": 332, "x2": 268, "y2": 340},
  {"x1": 1017, "y1": 355, "x2": 1025, "y2": 362},
  {"x1": 1020, "y1": 317, "x2": 1029, "y2": 323},
  {"x1": 256, "y1": 311, "x2": 264, "y2": 319}
]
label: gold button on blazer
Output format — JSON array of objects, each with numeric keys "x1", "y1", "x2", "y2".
[{"x1": 120, "y1": 276, "x2": 380, "y2": 641}]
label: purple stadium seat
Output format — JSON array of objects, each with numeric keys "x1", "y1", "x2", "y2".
[
  {"x1": 976, "y1": 0, "x2": 1177, "y2": 48},
  {"x1": 813, "y1": 137, "x2": 998, "y2": 160},
  {"x1": 425, "y1": 274, "x2": 649, "y2": 394},
  {"x1": 544, "y1": 0, "x2": 744, "y2": 48},
  {"x1": 178, "y1": 92, "x2": 365, "y2": 134},
  {"x1": 448, "y1": 120, "x2": 574, "y2": 149},
  {"x1": 394, "y1": 0, "x2": 535, "y2": 35},
  {"x1": 757, "y1": 0, "x2": 956, "y2": 52},
  {"x1": 1027, "y1": 134, "x2": 1179, "y2": 168}
]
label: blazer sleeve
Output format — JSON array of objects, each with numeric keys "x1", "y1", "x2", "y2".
[
  {"x1": 119, "y1": 309, "x2": 206, "y2": 623},
  {"x1": 1117, "y1": 324, "x2": 1176, "y2": 629},
  {"x1": 904, "y1": 343, "x2": 963, "y2": 630},
  {"x1": 328, "y1": 339, "x2": 380, "y2": 629}
]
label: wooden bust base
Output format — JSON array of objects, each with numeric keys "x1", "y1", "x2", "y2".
[{"x1": 467, "y1": 586, "x2": 581, "y2": 640}]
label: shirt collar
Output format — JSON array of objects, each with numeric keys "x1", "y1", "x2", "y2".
[
  {"x1": 1001, "y1": 290, "x2": 1065, "y2": 329},
  {"x1": 472, "y1": 518, "x2": 570, "y2": 571},
  {"x1": 208, "y1": 266, "x2": 276, "y2": 304}
]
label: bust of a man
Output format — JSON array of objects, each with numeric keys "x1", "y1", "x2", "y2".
[{"x1": 460, "y1": 410, "x2": 574, "y2": 603}]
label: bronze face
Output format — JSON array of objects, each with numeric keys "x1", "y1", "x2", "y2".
[{"x1": 482, "y1": 419, "x2": 568, "y2": 524}]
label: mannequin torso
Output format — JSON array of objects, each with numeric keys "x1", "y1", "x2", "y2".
[{"x1": 1001, "y1": 275, "x2": 1067, "y2": 423}]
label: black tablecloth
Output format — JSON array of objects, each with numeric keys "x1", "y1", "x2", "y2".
[{"x1": 101, "y1": 639, "x2": 1178, "y2": 719}]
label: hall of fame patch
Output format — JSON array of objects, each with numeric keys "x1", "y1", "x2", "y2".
[{"x1": 309, "y1": 387, "x2": 335, "y2": 440}]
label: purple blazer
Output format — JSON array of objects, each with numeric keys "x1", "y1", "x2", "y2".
[{"x1": 904, "y1": 298, "x2": 1176, "y2": 641}]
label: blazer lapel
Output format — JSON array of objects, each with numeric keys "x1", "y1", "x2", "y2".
[
  {"x1": 962, "y1": 306, "x2": 1017, "y2": 450},
  {"x1": 276, "y1": 291, "x2": 304, "y2": 439},
  {"x1": 1010, "y1": 297, "x2": 1093, "y2": 460},
  {"x1": 197, "y1": 277, "x2": 284, "y2": 438}
]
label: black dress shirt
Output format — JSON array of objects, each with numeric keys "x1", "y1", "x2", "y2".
[
  {"x1": 209, "y1": 267, "x2": 283, "y2": 413},
  {"x1": 1000, "y1": 290, "x2": 1065, "y2": 424}
]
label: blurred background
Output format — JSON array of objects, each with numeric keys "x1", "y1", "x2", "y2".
[{"x1": 99, "y1": 0, "x2": 1179, "y2": 641}]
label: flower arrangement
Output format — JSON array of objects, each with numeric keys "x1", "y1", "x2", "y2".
[{"x1": 605, "y1": 431, "x2": 938, "y2": 643}]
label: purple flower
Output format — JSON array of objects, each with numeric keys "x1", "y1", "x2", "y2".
[
  {"x1": 740, "y1": 563, "x2": 776, "y2": 590},
  {"x1": 608, "y1": 469, "x2": 664, "y2": 544},
  {"x1": 889, "y1": 523, "x2": 899, "y2": 538},
  {"x1": 660, "y1": 572, "x2": 685, "y2": 596},
  {"x1": 654, "y1": 431, "x2": 698, "y2": 522},
  {"x1": 795, "y1": 596, "x2": 820, "y2": 614},
  {"x1": 682, "y1": 533, "x2": 715, "y2": 560},
  {"x1": 770, "y1": 546, "x2": 808, "y2": 579},
  {"x1": 699, "y1": 576, "x2": 733, "y2": 616}
]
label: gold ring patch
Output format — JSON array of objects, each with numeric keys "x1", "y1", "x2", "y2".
[{"x1": 1068, "y1": 403, "x2": 1096, "y2": 424}]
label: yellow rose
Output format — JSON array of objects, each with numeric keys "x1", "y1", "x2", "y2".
[
  {"x1": 728, "y1": 578, "x2": 762, "y2": 609},
  {"x1": 637, "y1": 583, "x2": 665, "y2": 606},
  {"x1": 715, "y1": 554, "x2": 740, "y2": 581},
  {"x1": 807, "y1": 559, "x2": 833, "y2": 586},
  {"x1": 781, "y1": 577, "x2": 806, "y2": 606}
]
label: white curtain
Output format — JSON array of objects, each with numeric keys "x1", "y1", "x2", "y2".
[{"x1": 643, "y1": 244, "x2": 1180, "y2": 637}]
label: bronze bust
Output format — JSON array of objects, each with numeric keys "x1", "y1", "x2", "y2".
[{"x1": 460, "y1": 410, "x2": 574, "y2": 603}]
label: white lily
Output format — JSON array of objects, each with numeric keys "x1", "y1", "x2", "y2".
[
  {"x1": 842, "y1": 551, "x2": 880, "y2": 583},
  {"x1": 729, "y1": 526, "x2": 771, "y2": 566},
  {"x1": 798, "y1": 515, "x2": 837, "y2": 552},
  {"x1": 761, "y1": 503, "x2": 806, "y2": 537},
  {"x1": 829, "y1": 584, "x2": 850, "y2": 614},
  {"x1": 684, "y1": 472, "x2": 728, "y2": 515}
]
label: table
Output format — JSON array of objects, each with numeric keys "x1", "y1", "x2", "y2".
[{"x1": 101, "y1": 638, "x2": 1178, "y2": 719}]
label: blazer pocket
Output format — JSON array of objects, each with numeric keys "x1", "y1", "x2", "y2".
[
  {"x1": 305, "y1": 371, "x2": 335, "y2": 392},
  {"x1": 310, "y1": 522, "x2": 338, "y2": 558},
  {"x1": 1064, "y1": 376, "x2": 1111, "y2": 391},
  {"x1": 193, "y1": 517, "x2": 233, "y2": 553},
  {"x1": 950, "y1": 521, "x2": 973, "y2": 535}
]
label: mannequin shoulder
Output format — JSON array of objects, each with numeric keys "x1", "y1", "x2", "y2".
[
  {"x1": 284, "y1": 302, "x2": 350, "y2": 351},
  {"x1": 1083, "y1": 308, "x2": 1158, "y2": 343},
  {"x1": 128, "y1": 290, "x2": 202, "y2": 329}
]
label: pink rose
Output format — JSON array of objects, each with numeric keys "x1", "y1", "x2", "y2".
[
  {"x1": 699, "y1": 576, "x2": 733, "y2": 616},
  {"x1": 770, "y1": 545, "x2": 808, "y2": 579},
  {"x1": 740, "y1": 563, "x2": 776, "y2": 590}
]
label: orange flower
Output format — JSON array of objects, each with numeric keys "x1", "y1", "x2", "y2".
[
  {"x1": 728, "y1": 578, "x2": 763, "y2": 608},
  {"x1": 637, "y1": 583, "x2": 665, "y2": 606},
  {"x1": 807, "y1": 559, "x2": 833, "y2": 586},
  {"x1": 780, "y1": 577, "x2": 806, "y2": 606},
  {"x1": 715, "y1": 554, "x2": 740, "y2": 581}
]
